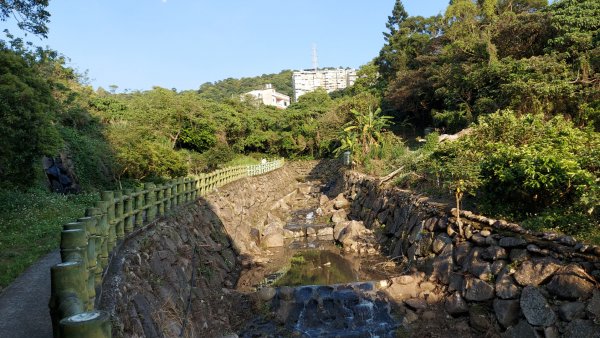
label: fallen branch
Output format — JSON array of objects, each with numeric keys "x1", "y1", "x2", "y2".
[{"x1": 378, "y1": 166, "x2": 404, "y2": 186}]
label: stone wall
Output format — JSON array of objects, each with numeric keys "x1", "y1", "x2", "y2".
[
  {"x1": 105, "y1": 163, "x2": 316, "y2": 337},
  {"x1": 341, "y1": 171, "x2": 600, "y2": 337}
]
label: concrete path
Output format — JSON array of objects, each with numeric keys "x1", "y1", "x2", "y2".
[{"x1": 0, "y1": 250, "x2": 58, "y2": 338}]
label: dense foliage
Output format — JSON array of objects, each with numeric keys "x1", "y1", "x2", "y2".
[
  {"x1": 375, "y1": 0, "x2": 599, "y2": 133},
  {"x1": 365, "y1": 0, "x2": 600, "y2": 240}
]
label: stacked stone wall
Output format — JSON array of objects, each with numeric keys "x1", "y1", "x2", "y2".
[{"x1": 342, "y1": 171, "x2": 600, "y2": 336}]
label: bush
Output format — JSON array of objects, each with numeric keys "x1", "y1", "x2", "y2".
[{"x1": 432, "y1": 110, "x2": 599, "y2": 223}]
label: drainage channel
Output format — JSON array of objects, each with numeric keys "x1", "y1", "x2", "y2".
[{"x1": 238, "y1": 202, "x2": 405, "y2": 338}]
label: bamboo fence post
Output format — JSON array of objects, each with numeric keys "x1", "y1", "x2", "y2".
[
  {"x1": 84, "y1": 207, "x2": 103, "y2": 287},
  {"x1": 157, "y1": 184, "x2": 165, "y2": 216},
  {"x1": 164, "y1": 182, "x2": 172, "y2": 212},
  {"x1": 144, "y1": 183, "x2": 157, "y2": 223},
  {"x1": 49, "y1": 261, "x2": 87, "y2": 338},
  {"x1": 59, "y1": 310, "x2": 112, "y2": 338},
  {"x1": 114, "y1": 191, "x2": 124, "y2": 240},
  {"x1": 123, "y1": 189, "x2": 133, "y2": 234},
  {"x1": 100, "y1": 191, "x2": 116, "y2": 251},
  {"x1": 134, "y1": 187, "x2": 144, "y2": 229}
]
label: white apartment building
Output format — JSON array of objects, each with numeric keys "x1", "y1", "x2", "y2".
[
  {"x1": 243, "y1": 84, "x2": 291, "y2": 109},
  {"x1": 292, "y1": 68, "x2": 357, "y2": 101}
]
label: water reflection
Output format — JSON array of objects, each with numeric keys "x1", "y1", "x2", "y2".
[{"x1": 274, "y1": 250, "x2": 359, "y2": 287}]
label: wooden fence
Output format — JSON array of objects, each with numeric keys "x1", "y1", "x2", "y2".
[{"x1": 48, "y1": 158, "x2": 284, "y2": 338}]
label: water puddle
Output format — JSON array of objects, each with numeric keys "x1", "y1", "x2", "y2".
[{"x1": 273, "y1": 249, "x2": 359, "y2": 287}]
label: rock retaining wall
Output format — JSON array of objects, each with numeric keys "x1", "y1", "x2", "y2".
[
  {"x1": 107, "y1": 163, "x2": 316, "y2": 337},
  {"x1": 341, "y1": 171, "x2": 600, "y2": 337}
]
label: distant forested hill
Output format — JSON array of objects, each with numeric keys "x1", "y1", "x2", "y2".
[{"x1": 197, "y1": 70, "x2": 293, "y2": 101}]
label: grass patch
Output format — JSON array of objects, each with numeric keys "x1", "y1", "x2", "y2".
[{"x1": 0, "y1": 188, "x2": 98, "y2": 288}]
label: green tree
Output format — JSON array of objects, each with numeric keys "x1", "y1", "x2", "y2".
[
  {"x1": 0, "y1": 0, "x2": 50, "y2": 37},
  {"x1": 384, "y1": 0, "x2": 408, "y2": 41},
  {"x1": 0, "y1": 47, "x2": 61, "y2": 187}
]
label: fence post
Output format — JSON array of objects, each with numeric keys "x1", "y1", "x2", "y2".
[
  {"x1": 49, "y1": 261, "x2": 86, "y2": 338},
  {"x1": 145, "y1": 183, "x2": 157, "y2": 223},
  {"x1": 123, "y1": 189, "x2": 133, "y2": 234},
  {"x1": 59, "y1": 310, "x2": 112, "y2": 338},
  {"x1": 134, "y1": 187, "x2": 144, "y2": 229},
  {"x1": 93, "y1": 201, "x2": 109, "y2": 270},
  {"x1": 76, "y1": 217, "x2": 97, "y2": 309},
  {"x1": 157, "y1": 184, "x2": 165, "y2": 216},
  {"x1": 100, "y1": 191, "x2": 116, "y2": 251},
  {"x1": 59, "y1": 228, "x2": 89, "y2": 310},
  {"x1": 84, "y1": 208, "x2": 103, "y2": 288},
  {"x1": 114, "y1": 191, "x2": 124, "y2": 241}
]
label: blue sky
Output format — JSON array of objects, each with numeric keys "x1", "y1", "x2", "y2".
[{"x1": 7, "y1": 1, "x2": 448, "y2": 91}]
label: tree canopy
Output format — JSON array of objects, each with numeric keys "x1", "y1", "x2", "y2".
[{"x1": 0, "y1": 0, "x2": 50, "y2": 37}]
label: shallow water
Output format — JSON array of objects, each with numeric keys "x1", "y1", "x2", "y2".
[{"x1": 273, "y1": 249, "x2": 359, "y2": 287}]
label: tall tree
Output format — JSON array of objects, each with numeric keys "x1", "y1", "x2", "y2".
[
  {"x1": 0, "y1": 0, "x2": 50, "y2": 37},
  {"x1": 383, "y1": 0, "x2": 408, "y2": 42}
]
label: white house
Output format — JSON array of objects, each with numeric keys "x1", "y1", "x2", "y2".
[{"x1": 243, "y1": 84, "x2": 291, "y2": 109}]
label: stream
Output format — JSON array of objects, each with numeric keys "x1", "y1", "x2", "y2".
[{"x1": 237, "y1": 182, "x2": 404, "y2": 337}]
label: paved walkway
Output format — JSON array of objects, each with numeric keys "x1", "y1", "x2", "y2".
[{"x1": 0, "y1": 250, "x2": 58, "y2": 338}]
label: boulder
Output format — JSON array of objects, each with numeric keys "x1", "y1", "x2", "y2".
[
  {"x1": 546, "y1": 264, "x2": 595, "y2": 300},
  {"x1": 331, "y1": 209, "x2": 348, "y2": 224},
  {"x1": 316, "y1": 227, "x2": 334, "y2": 237},
  {"x1": 502, "y1": 320, "x2": 537, "y2": 338},
  {"x1": 338, "y1": 220, "x2": 366, "y2": 246},
  {"x1": 432, "y1": 233, "x2": 452, "y2": 254},
  {"x1": 513, "y1": 258, "x2": 560, "y2": 286},
  {"x1": 482, "y1": 246, "x2": 508, "y2": 261},
  {"x1": 520, "y1": 285, "x2": 556, "y2": 326},
  {"x1": 564, "y1": 319, "x2": 600, "y2": 338},
  {"x1": 319, "y1": 194, "x2": 329, "y2": 207},
  {"x1": 333, "y1": 193, "x2": 350, "y2": 209},
  {"x1": 586, "y1": 289, "x2": 600, "y2": 318},
  {"x1": 333, "y1": 221, "x2": 351, "y2": 241},
  {"x1": 495, "y1": 271, "x2": 521, "y2": 299},
  {"x1": 559, "y1": 302, "x2": 586, "y2": 321},
  {"x1": 493, "y1": 299, "x2": 520, "y2": 328},
  {"x1": 464, "y1": 277, "x2": 495, "y2": 301},
  {"x1": 404, "y1": 298, "x2": 427, "y2": 310},
  {"x1": 499, "y1": 237, "x2": 527, "y2": 248},
  {"x1": 445, "y1": 292, "x2": 469, "y2": 316},
  {"x1": 431, "y1": 243, "x2": 453, "y2": 284},
  {"x1": 469, "y1": 305, "x2": 491, "y2": 332}
]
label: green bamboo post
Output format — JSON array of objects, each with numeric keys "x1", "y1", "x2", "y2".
[
  {"x1": 157, "y1": 184, "x2": 165, "y2": 216},
  {"x1": 134, "y1": 187, "x2": 144, "y2": 229},
  {"x1": 85, "y1": 207, "x2": 103, "y2": 287},
  {"x1": 123, "y1": 189, "x2": 134, "y2": 234},
  {"x1": 182, "y1": 179, "x2": 188, "y2": 203},
  {"x1": 49, "y1": 261, "x2": 87, "y2": 338},
  {"x1": 100, "y1": 191, "x2": 116, "y2": 251},
  {"x1": 145, "y1": 183, "x2": 157, "y2": 223},
  {"x1": 114, "y1": 191, "x2": 124, "y2": 240},
  {"x1": 194, "y1": 178, "x2": 200, "y2": 199},
  {"x1": 169, "y1": 180, "x2": 176, "y2": 207},
  {"x1": 76, "y1": 217, "x2": 98, "y2": 308},
  {"x1": 59, "y1": 310, "x2": 112, "y2": 338},
  {"x1": 59, "y1": 228, "x2": 89, "y2": 309},
  {"x1": 177, "y1": 177, "x2": 185, "y2": 205},
  {"x1": 92, "y1": 201, "x2": 109, "y2": 270},
  {"x1": 164, "y1": 183, "x2": 172, "y2": 212}
]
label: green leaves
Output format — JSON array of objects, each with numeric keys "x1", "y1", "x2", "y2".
[
  {"x1": 432, "y1": 111, "x2": 599, "y2": 218},
  {"x1": 334, "y1": 107, "x2": 392, "y2": 162}
]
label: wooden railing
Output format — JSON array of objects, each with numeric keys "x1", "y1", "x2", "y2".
[{"x1": 48, "y1": 158, "x2": 284, "y2": 337}]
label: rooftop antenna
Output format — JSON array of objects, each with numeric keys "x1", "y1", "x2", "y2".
[{"x1": 312, "y1": 43, "x2": 319, "y2": 72}]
